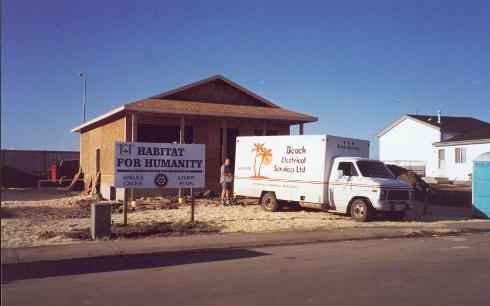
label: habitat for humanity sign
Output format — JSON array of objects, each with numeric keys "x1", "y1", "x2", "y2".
[{"x1": 114, "y1": 141, "x2": 205, "y2": 188}]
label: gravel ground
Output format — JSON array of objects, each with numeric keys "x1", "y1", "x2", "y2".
[{"x1": 1, "y1": 188, "x2": 481, "y2": 248}]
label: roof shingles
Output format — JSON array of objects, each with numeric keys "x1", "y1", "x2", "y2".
[
  {"x1": 438, "y1": 125, "x2": 490, "y2": 143},
  {"x1": 407, "y1": 114, "x2": 489, "y2": 133},
  {"x1": 126, "y1": 99, "x2": 317, "y2": 123},
  {"x1": 71, "y1": 75, "x2": 317, "y2": 132}
]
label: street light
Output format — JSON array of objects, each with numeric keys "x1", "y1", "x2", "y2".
[{"x1": 79, "y1": 72, "x2": 87, "y2": 123}]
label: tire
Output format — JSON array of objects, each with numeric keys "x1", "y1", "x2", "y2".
[
  {"x1": 261, "y1": 192, "x2": 280, "y2": 212},
  {"x1": 350, "y1": 198, "x2": 372, "y2": 222},
  {"x1": 388, "y1": 211, "x2": 406, "y2": 221}
]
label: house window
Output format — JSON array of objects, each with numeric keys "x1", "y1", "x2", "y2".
[
  {"x1": 455, "y1": 147, "x2": 466, "y2": 163},
  {"x1": 438, "y1": 149, "x2": 445, "y2": 169}
]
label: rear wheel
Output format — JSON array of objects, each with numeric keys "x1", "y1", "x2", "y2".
[
  {"x1": 350, "y1": 198, "x2": 372, "y2": 222},
  {"x1": 261, "y1": 192, "x2": 280, "y2": 212}
]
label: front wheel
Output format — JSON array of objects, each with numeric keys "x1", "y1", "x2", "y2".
[
  {"x1": 261, "y1": 192, "x2": 280, "y2": 212},
  {"x1": 350, "y1": 199, "x2": 372, "y2": 222}
]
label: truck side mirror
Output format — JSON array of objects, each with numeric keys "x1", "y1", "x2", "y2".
[{"x1": 336, "y1": 170, "x2": 344, "y2": 179}]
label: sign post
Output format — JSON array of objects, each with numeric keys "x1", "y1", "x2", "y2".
[
  {"x1": 190, "y1": 188, "x2": 195, "y2": 222},
  {"x1": 115, "y1": 141, "x2": 205, "y2": 224}
]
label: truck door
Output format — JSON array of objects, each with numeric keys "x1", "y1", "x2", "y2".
[{"x1": 330, "y1": 161, "x2": 359, "y2": 212}]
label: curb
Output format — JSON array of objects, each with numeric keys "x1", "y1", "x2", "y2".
[
  {"x1": 3, "y1": 223, "x2": 489, "y2": 266},
  {"x1": 3, "y1": 227, "x2": 489, "y2": 283}
]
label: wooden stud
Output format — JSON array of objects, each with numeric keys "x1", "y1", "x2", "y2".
[{"x1": 222, "y1": 120, "x2": 228, "y2": 163}]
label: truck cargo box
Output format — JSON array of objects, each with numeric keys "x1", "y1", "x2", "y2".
[{"x1": 234, "y1": 135, "x2": 369, "y2": 204}]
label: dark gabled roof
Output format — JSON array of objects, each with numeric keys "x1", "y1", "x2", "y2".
[
  {"x1": 433, "y1": 126, "x2": 490, "y2": 146},
  {"x1": 406, "y1": 114, "x2": 489, "y2": 133}
]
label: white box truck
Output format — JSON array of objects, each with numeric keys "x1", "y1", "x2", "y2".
[{"x1": 233, "y1": 135, "x2": 413, "y2": 222}]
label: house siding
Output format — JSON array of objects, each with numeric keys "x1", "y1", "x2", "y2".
[
  {"x1": 437, "y1": 143, "x2": 490, "y2": 181},
  {"x1": 162, "y1": 79, "x2": 268, "y2": 107},
  {"x1": 379, "y1": 117, "x2": 441, "y2": 177}
]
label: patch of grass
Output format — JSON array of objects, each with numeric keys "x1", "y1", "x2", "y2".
[
  {"x1": 38, "y1": 230, "x2": 57, "y2": 239},
  {"x1": 171, "y1": 220, "x2": 220, "y2": 233},
  {"x1": 63, "y1": 227, "x2": 91, "y2": 240},
  {"x1": 111, "y1": 221, "x2": 220, "y2": 238},
  {"x1": 58, "y1": 221, "x2": 220, "y2": 241}
]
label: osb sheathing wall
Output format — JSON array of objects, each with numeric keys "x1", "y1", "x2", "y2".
[
  {"x1": 138, "y1": 114, "x2": 290, "y2": 189},
  {"x1": 80, "y1": 114, "x2": 126, "y2": 185},
  {"x1": 81, "y1": 112, "x2": 291, "y2": 191},
  {"x1": 163, "y1": 79, "x2": 267, "y2": 107}
]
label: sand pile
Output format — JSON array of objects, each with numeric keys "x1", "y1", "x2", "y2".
[{"x1": 386, "y1": 164, "x2": 432, "y2": 201}]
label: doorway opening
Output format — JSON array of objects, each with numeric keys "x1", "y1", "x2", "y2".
[{"x1": 137, "y1": 124, "x2": 193, "y2": 143}]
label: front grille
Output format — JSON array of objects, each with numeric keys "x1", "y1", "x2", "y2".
[{"x1": 387, "y1": 190, "x2": 409, "y2": 200}]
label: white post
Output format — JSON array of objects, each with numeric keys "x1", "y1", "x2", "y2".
[
  {"x1": 179, "y1": 116, "x2": 185, "y2": 202},
  {"x1": 130, "y1": 113, "x2": 137, "y2": 207}
]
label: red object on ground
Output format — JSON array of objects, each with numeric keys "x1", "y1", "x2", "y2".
[{"x1": 51, "y1": 165, "x2": 57, "y2": 182}]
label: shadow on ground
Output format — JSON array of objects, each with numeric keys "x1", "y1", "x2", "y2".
[
  {"x1": 1, "y1": 248, "x2": 268, "y2": 283},
  {"x1": 1, "y1": 188, "x2": 81, "y2": 202},
  {"x1": 1, "y1": 205, "x2": 91, "y2": 219}
]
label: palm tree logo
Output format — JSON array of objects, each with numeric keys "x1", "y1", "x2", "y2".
[{"x1": 251, "y1": 143, "x2": 273, "y2": 178}]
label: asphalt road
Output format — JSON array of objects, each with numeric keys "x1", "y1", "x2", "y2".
[{"x1": 3, "y1": 233, "x2": 490, "y2": 306}]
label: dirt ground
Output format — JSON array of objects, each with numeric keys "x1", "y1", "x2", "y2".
[{"x1": 0, "y1": 188, "x2": 483, "y2": 248}]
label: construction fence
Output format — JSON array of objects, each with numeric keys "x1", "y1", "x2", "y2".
[{"x1": 1, "y1": 149, "x2": 79, "y2": 187}]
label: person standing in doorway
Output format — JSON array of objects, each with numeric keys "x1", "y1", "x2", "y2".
[{"x1": 220, "y1": 158, "x2": 233, "y2": 205}]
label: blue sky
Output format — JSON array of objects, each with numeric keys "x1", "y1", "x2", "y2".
[{"x1": 2, "y1": 0, "x2": 489, "y2": 158}]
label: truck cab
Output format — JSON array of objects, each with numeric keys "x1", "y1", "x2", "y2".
[{"x1": 328, "y1": 157, "x2": 414, "y2": 221}]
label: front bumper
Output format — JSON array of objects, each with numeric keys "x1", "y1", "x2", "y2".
[{"x1": 374, "y1": 200, "x2": 411, "y2": 212}]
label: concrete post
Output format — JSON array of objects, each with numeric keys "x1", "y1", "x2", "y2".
[
  {"x1": 91, "y1": 202, "x2": 112, "y2": 239},
  {"x1": 299, "y1": 123, "x2": 304, "y2": 135}
]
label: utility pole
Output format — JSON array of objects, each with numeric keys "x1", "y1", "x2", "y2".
[{"x1": 79, "y1": 72, "x2": 87, "y2": 123}]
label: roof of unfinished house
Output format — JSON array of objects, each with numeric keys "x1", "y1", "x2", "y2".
[
  {"x1": 377, "y1": 114, "x2": 490, "y2": 137},
  {"x1": 71, "y1": 75, "x2": 317, "y2": 132}
]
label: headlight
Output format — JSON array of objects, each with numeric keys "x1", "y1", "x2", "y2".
[
  {"x1": 409, "y1": 190, "x2": 414, "y2": 200},
  {"x1": 380, "y1": 189, "x2": 387, "y2": 200}
]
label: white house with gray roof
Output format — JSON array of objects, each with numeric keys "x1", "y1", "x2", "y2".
[{"x1": 377, "y1": 113, "x2": 490, "y2": 182}]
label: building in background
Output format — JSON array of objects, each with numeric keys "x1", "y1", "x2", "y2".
[
  {"x1": 71, "y1": 75, "x2": 317, "y2": 200},
  {"x1": 433, "y1": 126, "x2": 490, "y2": 182},
  {"x1": 1, "y1": 150, "x2": 79, "y2": 187},
  {"x1": 377, "y1": 113, "x2": 490, "y2": 182}
]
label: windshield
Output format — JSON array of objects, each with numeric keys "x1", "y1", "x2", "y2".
[{"x1": 356, "y1": 161, "x2": 395, "y2": 179}]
